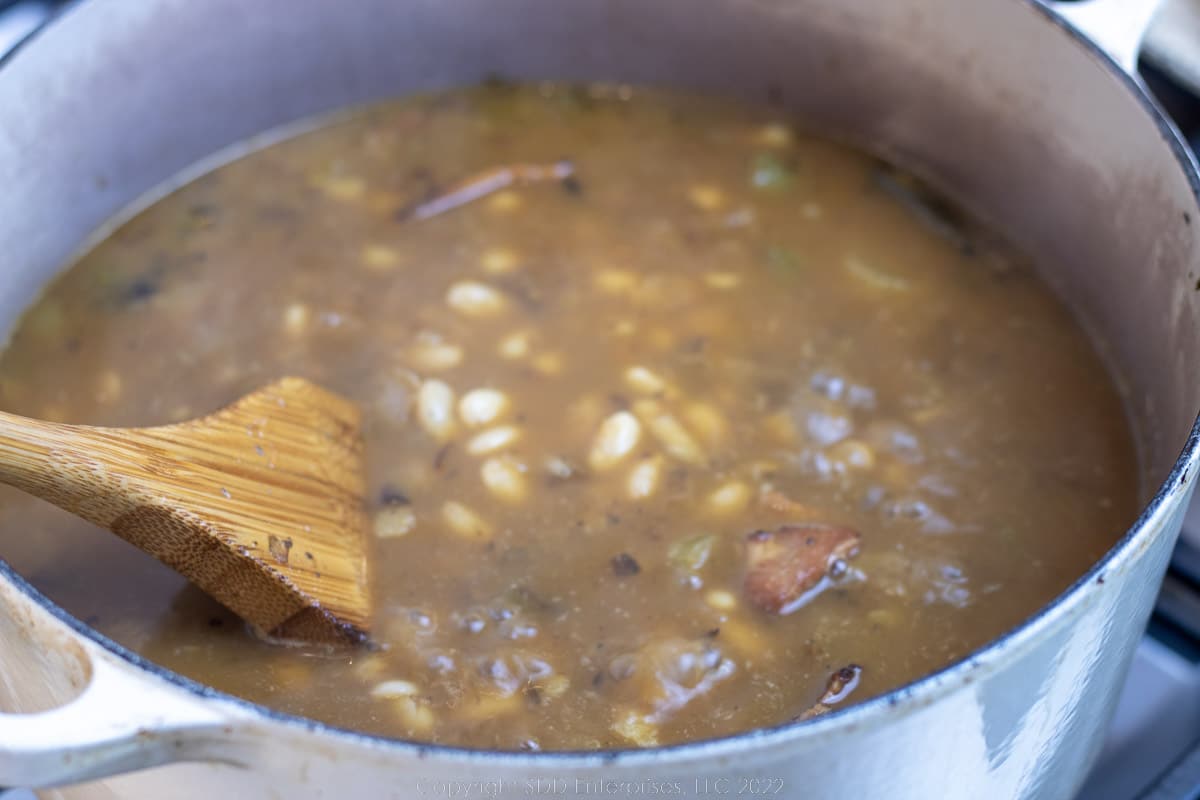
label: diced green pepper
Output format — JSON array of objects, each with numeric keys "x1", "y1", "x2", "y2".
[{"x1": 669, "y1": 533, "x2": 717, "y2": 573}]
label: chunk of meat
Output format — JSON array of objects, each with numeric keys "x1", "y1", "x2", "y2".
[
  {"x1": 743, "y1": 524, "x2": 860, "y2": 613},
  {"x1": 796, "y1": 664, "x2": 863, "y2": 721}
]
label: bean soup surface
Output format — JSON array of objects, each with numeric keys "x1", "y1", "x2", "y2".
[{"x1": 0, "y1": 84, "x2": 1136, "y2": 750}]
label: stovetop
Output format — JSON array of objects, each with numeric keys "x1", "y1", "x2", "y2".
[{"x1": 0, "y1": 2, "x2": 1199, "y2": 798}]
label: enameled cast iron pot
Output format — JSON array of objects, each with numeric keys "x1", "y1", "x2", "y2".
[{"x1": 0, "y1": 0, "x2": 1198, "y2": 797}]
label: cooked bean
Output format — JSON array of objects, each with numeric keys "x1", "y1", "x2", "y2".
[
  {"x1": 688, "y1": 185, "x2": 725, "y2": 211},
  {"x1": 532, "y1": 352, "x2": 564, "y2": 375},
  {"x1": 498, "y1": 329, "x2": 532, "y2": 359},
  {"x1": 594, "y1": 269, "x2": 638, "y2": 294},
  {"x1": 588, "y1": 411, "x2": 642, "y2": 471},
  {"x1": 705, "y1": 589, "x2": 738, "y2": 611},
  {"x1": 282, "y1": 303, "x2": 310, "y2": 336},
  {"x1": 362, "y1": 244, "x2": 400, "y2": 271},
  {"x1": 371, "y1": 679, "x2": 420, "y2": 698},
  {"x1": 459, "y1": 388, "x2": 510, "y2": 427},
  {"x1": 409, "y1": 336, "x2": 464, "y2": 372},
  {"x1": 705, "y1": 481, "x2": 751, "y2": 516},
  {"x1": 395, "y1": 696, "x2": 435, "y2": 733},
  {"x1": 624, "y1": 366, "x2": 667, "y2": 395},
  {"x1": 704, "y1": 272, "x2": 742, "y2": 289},
  {"x1": 416, "y1": 379, "x2": 457, "y2": 440},
  {"x1": 481, "y1": 456, "x2": 528, "y2": 503},
  {"x1": 320, "y1": 175, "x2": 366, "y2": 200},
  {"x1": 487, "y1": 190, "x2": 523, "y2": 213},
  {"x1": 374, "y1": 505, "x2": 416, "y2": 539},
  {"x1": 447, "y1": 281, "x2": 507, "y2": 316},
  {"x1": 683, "y1": 402, "x2": 728, "y2": 447},
  {"x1": 480, "y1": 247, "x2": 519, "y2": 274},
  {"x1": 634, "y1": 400, "x2": 704, "y2": 465},
  {"x1": 466, "y1": 425, "x2": 521, "y2": 455},
  {"x1": 441, "y1": 501, "x2": 493, "y2": 541},
  {"x1": 626, "y1": 456, "x2": 663, "y2": 500}
]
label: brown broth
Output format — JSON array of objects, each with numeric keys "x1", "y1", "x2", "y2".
[{"x1": 0, "y1": 84, "x2": 1136, "y2": 749}]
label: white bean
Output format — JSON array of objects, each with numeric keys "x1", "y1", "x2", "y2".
[
  {"x1": 705, "y1": 589, "x2": 738, "y2": 611},
  {"x1": 446, "y1": 281, "x2": 507, "y2": 316},
  {"x1": 533, "y1": 352, "x2": 564, "y2": 376},
  {"x1": 487, "y1": 191, "x2": 522, "y2": 212},
  {"x1": 594, "y1": 269, "x2": 638, "y2": 294},
  {"x1": 409, "y1": 338, "x2": 464, "y2": 372},
  {"x1": 589, "y1": 411, "x2": 642, "y2": 471},
  {"x1": 498, "y1": 330, "x2": 532, "y2": 359},
  {"x1": 395, "y1": 696, "x2": 435, "y2": 733},
  {"x1": 634, "y1": 400, "x2": 704, "y2": 465},
  {"x1": 683, "y1": 402, "x2": 729, "y2": 447},
  {"x1": 626, "y1": 456, "x2": 664, "y2": 500},
  {"x1": 321, "y1": 175, "x2": 365, "y2": 201},
  {"x1": 282, "y1": 303, "x2": 310, "y2": 336},
  {"x1": 624, "y1": 366, "x2": 667, "y2": 395},
  {"x1": 362, "y1": 244, "x2": 400, "y2": 271},
  {"x1": 480, "y1": 247, "x2": 519, "y2": 274},
  {"x1": 466, "y1": 425, "x2": 521, "y2": 455},
  {"x1": 459, "y1": 389, "x2": 510, "y2": 427},
  {"x1": 417, "y1": 380, "x2": 457, "y2": 441},
  {"x1": 374, "y1": 505, "x2": 416, "y2": 539},
  {"x1": 706, "y1": 481, "x2": 751, "y2": 516},
  {"x1": 372, "y1": 679, "x2": 419, "y2": 698},
  {"x1": 441, "y1": 501, "x2": 493, "y2": 541},
  {"x1": 688, "y1": 185, "x2": 725, "y2": 211},
  {"x1": 704, "y1": 272, "x2": 742, "y2": 290},
  {"x1": 481, "y1": 457, "x2": 528, "y2": 504}
]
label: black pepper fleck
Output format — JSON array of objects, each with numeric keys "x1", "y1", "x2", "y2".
[
  {"x1": 611, "y1": 553, "x2": 641, "y2": 577},
  {"x1": 379, "y1": 485, "x2": 411, "y2": 506}
]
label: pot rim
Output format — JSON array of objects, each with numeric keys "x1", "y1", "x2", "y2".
[{"x1": 0, "y1": 0, "x2": 1198, "y2": 768}]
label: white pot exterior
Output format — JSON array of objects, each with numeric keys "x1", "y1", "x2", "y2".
[{"x1": 0, "y1": 1, "x2": 1198, "y2": 798}]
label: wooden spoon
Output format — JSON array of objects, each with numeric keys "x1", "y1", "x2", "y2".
[{"x1": 0, "y1": 377, "x2": 369, "y2": 644}]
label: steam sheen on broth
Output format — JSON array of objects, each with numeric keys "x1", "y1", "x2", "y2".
[{"x1": 0, "y1": 84, "x2": 1136, "y2": 750}]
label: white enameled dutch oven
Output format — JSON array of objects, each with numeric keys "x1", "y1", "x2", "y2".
[{"x1": 0, "y1": 0, "x2": 1198, "y2": 797}]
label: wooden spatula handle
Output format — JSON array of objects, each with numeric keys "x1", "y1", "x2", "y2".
[
  {"x1": 0, "y1": 411, "x2": 158, "y2": 531},
  {"x1": 0, "y1": 377, "x2": 371, "y2": 642}
]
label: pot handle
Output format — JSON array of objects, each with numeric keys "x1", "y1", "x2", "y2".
[
  {"x1": 0, "y1": 646, "x2": 242, "y2": 789},
  {"x1": 1042, "y1": 0, "x2": 1166, "y2": 75}
]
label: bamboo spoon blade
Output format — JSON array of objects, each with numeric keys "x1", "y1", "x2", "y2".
[{"x1": 0, "y1": 377, "x2": 371, "y2": 644}]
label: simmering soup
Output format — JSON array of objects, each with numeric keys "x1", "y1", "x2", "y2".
[{"x1": 0, "y1": 84, "x2": 1136, "y2": 750}]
